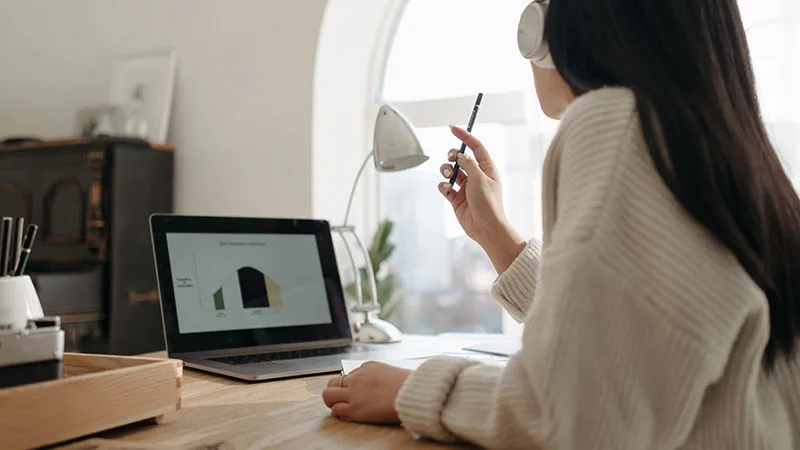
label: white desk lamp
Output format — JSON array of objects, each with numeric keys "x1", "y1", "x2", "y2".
[{"x1": 333, "y1": 105, "x2": 428, "y2": 344}]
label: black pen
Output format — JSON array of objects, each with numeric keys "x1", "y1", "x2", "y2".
[
  {"x1": 8, "y1": 217, "x2": 23, "y2": 275},
  {"x1": 14, "y1": 224, "x2": 38, "y2": 277},
  {"x1": 449, "y1": 92, "x2": 483, "y2": 185},
  {"x1": 0, "y1": 217, "x2": 11, "y2": 277}
]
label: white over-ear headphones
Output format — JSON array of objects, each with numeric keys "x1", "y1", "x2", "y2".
[{"x1": 517, "y1": 1, "x2": 555, "y2": 69}]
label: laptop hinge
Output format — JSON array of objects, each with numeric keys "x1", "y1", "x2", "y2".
[{"x1": 171, "y1": 338, "x2": 354, "y2": 360}]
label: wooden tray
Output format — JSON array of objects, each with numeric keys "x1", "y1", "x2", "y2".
[{"x1": 0, "y1": 353, "x2": 182, "y2": 450}]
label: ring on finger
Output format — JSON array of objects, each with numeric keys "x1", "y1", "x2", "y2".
[{"x1": 338, "y1": 373, "x2": 345, "y2": 387}]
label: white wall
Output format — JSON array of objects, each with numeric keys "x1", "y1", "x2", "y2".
[{"x1": 0, "y1": 0, "x2": 326, "y2": 218}]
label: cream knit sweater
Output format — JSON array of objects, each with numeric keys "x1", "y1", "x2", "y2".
[{"x1": 395, "y1": 87, "x2": 800, "y2": 449}]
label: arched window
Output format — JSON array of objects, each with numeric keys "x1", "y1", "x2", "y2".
[
  {"x1": 739, "y1": 0, "x2": 800, "y2": 183},
  {"x1": 377, "y1": 0, "x2": 799, "y2": 336},
  {"x1": 378, "y1": 0, "x2": 548, "y2": 336}
]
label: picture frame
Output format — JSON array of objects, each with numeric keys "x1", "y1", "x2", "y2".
[{"x1": 108, "y1": 49, "x2": 177, "y2": 144}]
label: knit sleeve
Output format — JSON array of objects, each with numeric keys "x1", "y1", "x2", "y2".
[
  {"x1": 395, "y1": 246, "x2": 728, "y2": 449},
  {"x1": 490, "y1": 239, "x2": 542, "y2": 322}
]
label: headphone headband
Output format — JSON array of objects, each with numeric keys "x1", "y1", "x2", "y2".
[{"x1": 517, "y1": 1, "x2": 555, "y2": 69}]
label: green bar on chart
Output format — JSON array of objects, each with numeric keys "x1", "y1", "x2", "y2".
[{"x1": 213, "y1": 288, "x2": 225, "y2": 310}]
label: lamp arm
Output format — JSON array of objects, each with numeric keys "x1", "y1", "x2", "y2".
[
  {"x1": 343, "y1": 150, "x2": 375, "y2": 225},
  {"x1": 333, "y1": 228, "x2": 363, "y2": 308},
  {"x1": 350, "y1": 229, "x2": 380, "y2": 316}
]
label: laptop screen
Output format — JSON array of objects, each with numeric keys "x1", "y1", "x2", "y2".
[
  {"x1": 150, "y1": 216, "x2": 352, "y2": 355},
  {"x1": 166, "y1": 233, "x2": 333, "y2": 334}
]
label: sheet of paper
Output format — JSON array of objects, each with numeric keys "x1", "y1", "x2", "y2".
[
  {"x1": 341, "y1": 354, "x2": 508, "y2": 374},
  {"x1": 462, "y1": 339, "x2": 521, "y2": 357},
  {"x1": 340, "y1": 358, "x2": 425, "y2": 374}
]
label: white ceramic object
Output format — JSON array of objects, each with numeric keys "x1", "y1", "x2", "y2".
[
  {"x1": 356, "y1": 318, "x2": 403, "y2": 344},
  {"x1": 0, "y1": 276, "x2": 44, "y2": 330}
]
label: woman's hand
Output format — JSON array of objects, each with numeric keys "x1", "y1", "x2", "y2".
[
  {"x1": 439, "y1": 126, "x2": 507, "y2": 246},
  {"x1": 322, "y1": 362, "x2": 412, "y2": 424},
  {"x1": 440, "y1": 126, "x2": 527, "y2": 273}
]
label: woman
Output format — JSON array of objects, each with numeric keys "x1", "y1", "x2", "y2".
[{"x1": 322, "y1": 0, "x2": 800, "y2": 447}]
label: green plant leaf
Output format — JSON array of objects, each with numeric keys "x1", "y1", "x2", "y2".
[
  {"x1": 379, "y1": 244, "x2": 395, "y2": 263},
  {"x1": 377, "y1": 273, "x2": 395, "y2": 302},
  {"x1": 376, "y1": 219, "x2": 391, "y2": 246}
]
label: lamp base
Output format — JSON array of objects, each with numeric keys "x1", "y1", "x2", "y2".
[{"x1": 354, "y1": 318, "x2": 403, "y2": 344}]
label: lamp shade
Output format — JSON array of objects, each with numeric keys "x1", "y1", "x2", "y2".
[{"x1": 373, "y1": 105, "x2": 428, "y2": 172}]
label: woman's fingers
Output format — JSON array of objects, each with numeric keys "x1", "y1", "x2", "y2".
[
  {"x1": 439, "y1": 182, "x2": 461, "y2": 205},
  {"x1": 438, "y1": 182, "x2": 454, "y2": 199},
  {"x1": 439, "y1": 181, "x2": 468, "y2": 212},
  {"x1": 454, "y1": 153, "x2": 483, "y2": 178},
  {"x1": 322, "y1": 387, "x2": 349, "y2": 408},
  {"x1": 447, "y1": 149, "x2": 459, "y2": 162},
  {"x1": 450, "y1": 126, "x2": 499, "y2": 178},
  {"x1": 331, "y1": 403, "x2": 352, "y2": 419},
  {"x1": 450, "y1": 126, "x2": 488, "y2": 160},
  {"x1": 440, "y1": 163, "x2": 454, "y2": 179},
  {"x1": 440, "y1": 163, "x2": 467, "y2": 186}
]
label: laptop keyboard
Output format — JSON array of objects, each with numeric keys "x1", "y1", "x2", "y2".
[{"x1": 209, "y1": 346, "x2": 351, "y2": 366}]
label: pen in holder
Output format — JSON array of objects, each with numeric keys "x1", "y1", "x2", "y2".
[{"x1": 0, "y1": 275, "x2": 65, "y2": 389}]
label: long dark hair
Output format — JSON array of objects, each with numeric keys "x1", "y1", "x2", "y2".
[{"x1": 543, "y1": 0, "x2": 800, "y2": 368}]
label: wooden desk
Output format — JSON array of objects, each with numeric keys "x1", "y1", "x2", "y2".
[{"x1": 59, "y1": 335, "x2": 505, "y2": 449}]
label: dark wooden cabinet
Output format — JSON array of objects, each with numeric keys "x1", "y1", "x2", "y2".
[{"x1": 0, "y1": 138, "x2": 174, "y2": 355}]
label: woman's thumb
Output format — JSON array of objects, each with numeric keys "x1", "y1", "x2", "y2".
[{"x1": 456, "y1": 153, "x2": 483, "y2": 178}]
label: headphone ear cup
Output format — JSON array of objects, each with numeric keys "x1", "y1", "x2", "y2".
[
  {"x1": 536, "y1": 51, "x2": 555, "y2": 70},
  {"x1": 517, "y1": 2, "x2": 555, "y2": 69}
]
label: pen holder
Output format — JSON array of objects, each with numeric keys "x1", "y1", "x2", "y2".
[
  {"x1": 0, "y1": 275, "x2": 64, "y2": 389},
  {"x1": 0, "y1": 275, "x2": 44, "y2": 330}
]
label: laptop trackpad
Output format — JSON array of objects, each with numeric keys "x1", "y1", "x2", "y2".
[{"x1": 240, "y1": 357, "x2": 340, "y2": 375}]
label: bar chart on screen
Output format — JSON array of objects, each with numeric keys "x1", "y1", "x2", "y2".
[
  {"x1": 198, "y1": 265, "x2": 284, "y2": 312},
  {"x1": 166, "y1": 232, "x2": 334, "y2": 334}
]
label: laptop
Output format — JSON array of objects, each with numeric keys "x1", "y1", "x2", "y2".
[{"x1": 149, "y1": 215, "x2": 424, "y2": 381}]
